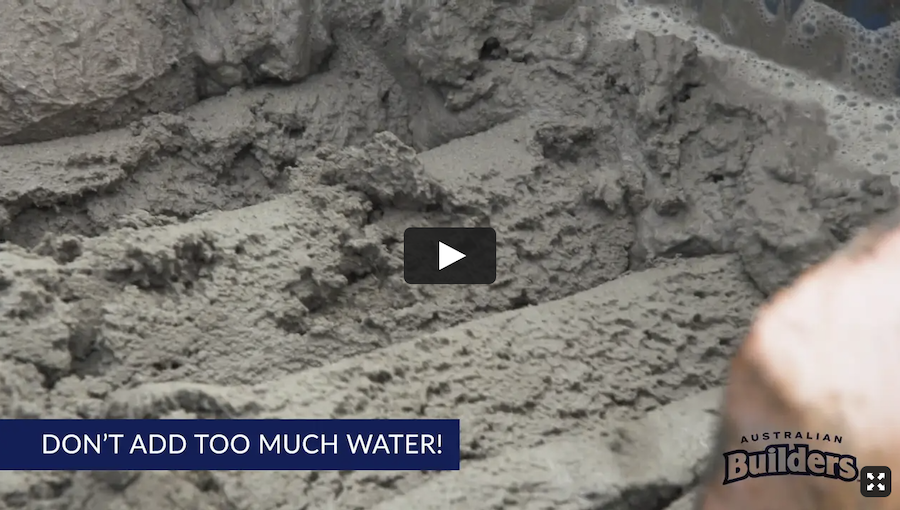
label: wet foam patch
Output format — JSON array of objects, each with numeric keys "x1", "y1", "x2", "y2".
[{"x1": 598, "y1": 2, "x2": 900, "y2": 185}]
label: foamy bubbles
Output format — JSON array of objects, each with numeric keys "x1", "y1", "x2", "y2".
[{"x1": 599, "y1": 0, "x2": 900, "y2": 184}]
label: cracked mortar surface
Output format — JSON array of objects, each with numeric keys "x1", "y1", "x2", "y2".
[{"x1": 0, "y1": 0, "x2": 898, "y2": 509}]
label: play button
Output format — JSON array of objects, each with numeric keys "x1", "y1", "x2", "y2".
[
  {"x1": 438, "y1": 242, "x2": 466, "y2": 270},
  {"x1": 403, "y1": 228, "x2": 497, "y2": 284}
]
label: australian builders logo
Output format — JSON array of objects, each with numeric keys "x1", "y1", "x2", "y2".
[{"x1": 723, "y1": 431, "x2": 859, "y2": 484}]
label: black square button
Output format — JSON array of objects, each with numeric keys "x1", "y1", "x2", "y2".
[
  {"x1": 404, "y1": 228, "x2": 497, "y2": 285},
  {"x1": 861, "y1": 466, "x2": 892, "y2": 498}
]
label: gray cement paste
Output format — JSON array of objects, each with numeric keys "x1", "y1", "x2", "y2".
[{"x1": 0, "y1": 0, "x2": 897, "y2": 508}]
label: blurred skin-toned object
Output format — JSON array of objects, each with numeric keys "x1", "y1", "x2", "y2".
[{"x1": 697, "y1": 212, "x2": 900, "y2": 510}]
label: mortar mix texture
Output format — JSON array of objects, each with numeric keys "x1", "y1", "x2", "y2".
[{"x1": 0, "y1": 0, "x2": 897, "y2": 509}]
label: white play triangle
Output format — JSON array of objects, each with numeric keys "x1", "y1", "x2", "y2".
[{"x1": 438, "y1": 241, "x2": 466, "y2": 270}]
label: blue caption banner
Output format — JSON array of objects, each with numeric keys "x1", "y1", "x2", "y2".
[{"x1": 0, "y1": 419, "x2": 461, "y2": 471}]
